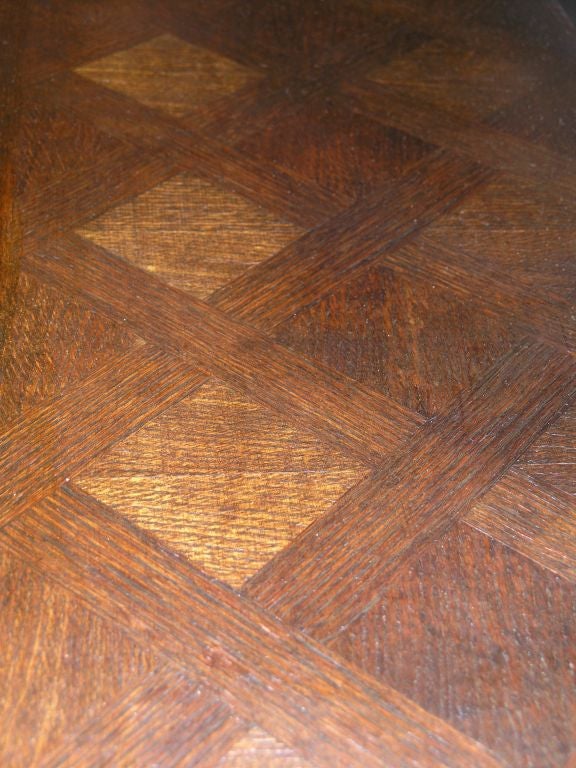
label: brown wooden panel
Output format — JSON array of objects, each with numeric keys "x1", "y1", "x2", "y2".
[
  {"x1": 2, "y1": 0, "x2": 575, "y2": 764},
  {"x1": 42, "y1": 671, "x2": 244, "y2": 768},
  {"x1": 76, "y1": 378, "x2": 365, "y2": 587},
  {"x1": 247, "y1": 341, "x2": 576, "y2": 638},
  {"x1": 366, "y1": 37, "x2": 543, "y2": 119},
  {"x1": 468, "y1": 469, "x2": 576, "y2": 582},
  {"x1": 76, "y1": 33, "x2": 262, "y2": 119},
  {"x1": 330, "y1": 523, "x2": 576, "y2": 768},
  {"x1": 0, "y1": 271, "x2": 136, "y2": 426},
  {"x1": 517, "y1": 397, "x2": 576, "y2": 496},
  {"x1": 274, "y1": 261, "x2": 523, "y2": 417},
  {"x1": 0, "y1": 346, "x2": 206, "y2": 528},
  {"x1": 37, "y1": 71, "x2": 340, "y2": 228},
  {"x1": 22, "y1": 0, "x2": 156, "y2": 82},
  {"x1": 421, "y1": 174, "x2": 576, "y2": 305},
  {"x1": 0, "y1": 488, "x2": 501, "y2": 768},
  {"x1": 77, "y1": 172, "x2": 303, "y2": 300},
  {"x1": 25, "y1": 234, "x2": 422, "y2": 464},
  {"x1": 341, "y1": 79, "x2": 576, "y2": 195},
  {"x1": 0, "y1": 547, "x2": 158, "y2": 767},
  {"x1": 238, "y1": 95, "x2": 434, "y2": 206},
  {"x1": 211, "y1": 150, "x2": 492, "y2": 327},
  {"x1": 217, "y1": 727, "x2": 311, "y2": 768}
]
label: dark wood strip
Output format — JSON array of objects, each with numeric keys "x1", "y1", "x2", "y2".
[
  {"x1": 43, "y1": 668, "x2": 245, "y2": 768},
  {"x1": 26, "y1": 234, "x2": 422, "y2": 464},
  {"x1": 0, "y1": 344, "x2": 206, "y2": 528},
  {"x1": 245, "y1": 341, "x2": 576, "y2": 639},
  {"x1": 342, "y1": 80, "x2": 576, "y2": 196},
  {"x1": 210, "y1": 150, "x2": 493, "y2": 327},
  {"x1": 466, "y1": 468, "x2": 576, "y2": 582},
  {"x1": 1, "y1": 487, "x2": 502, "y2": 768}
]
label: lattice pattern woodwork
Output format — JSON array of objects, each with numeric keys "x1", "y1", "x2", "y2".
[{"x1": 1, "y1": 0, "x2": 575, "y2": 766}]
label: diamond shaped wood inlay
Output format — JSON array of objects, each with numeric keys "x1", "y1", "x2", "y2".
[
  {"x1": 76, "y1": 380, "x2": 365, "y2": 588},
  {"x1": 76, "y1": 174, "x2": 304, "y2": 299},
  {"x1": 76, "y1": 33, "x2": 261, "y2": 117}
]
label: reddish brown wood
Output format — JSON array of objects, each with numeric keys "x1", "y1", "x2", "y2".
[
  {"x1": 41, "y1": 671, "x2": 245, "y2": 768},
  {"x1": 0, "y1": 488, "x2": 502, "y2": 768},
  {"x1": 246, "y1": 341, "x2": 576, "y2": 638},
  {"x1": 1, "y1": 0, "x2": 575, "y2": 765},
  {"x1": 329, "y1": 522, "x2": 576, "y2": 768}
]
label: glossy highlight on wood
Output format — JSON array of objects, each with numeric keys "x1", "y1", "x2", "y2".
[{"x1": 1, "y1": 1, "x2": 575, "y2": 766}]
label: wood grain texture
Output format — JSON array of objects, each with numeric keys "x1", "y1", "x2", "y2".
[
  {"x1": 0, "y1": 0, "x2": 27, "y2": 355},
  {"x1": 421, "y1": 174, "x2": 576, "y2": 305},
  {"x1": 22, "y1": 0, "x2": 157, "y2": 81},
  {"x1": 468, "y1": 468, "x2": 576, "y2": 582},
  {"x1": 3, "y1": 0, "x2": 576, "y2": 764},
  {"x1": 275, "y1": 261, "x2": 523, "y2": 417},
  {"x1": 0, "y1": 346, "x2": 206, "y2": 528},
  {"x1": 367, "y1": 37, "x2": 542, "y2": 119},
  {"x1": 217, "y1": 727, "x2": 311, "y2": 768},
  {"x1": 0, "y1": 487, "x2": 502, "y2": 768},
  {"x1": 330, "y1": 523, "x2": 576, "y2": 768},
  {"x1": 76, "y1": 33, "x2": 261, "y2": 118},
  {"x1": 26, "y1": 233, "x2": 422, "y2": 465},
  {"x1": 0, "y1": 547, "x2": 158, "y2": 767},
  {"x1": 42, "y1": 671, "x2": 245, "y2": 768},
  {"x1": 77, "y1": 173, "x2": 303, "y2": 300},
  {"x1": 247, "y1": 341, "x2": 576, "y2": 639},
  {"x1": 209, "y1": 150, "x2": 492, "y2": 328},
  {"x1": 341, "y1": 78, "x2": 576, "y2": 196},
  {"x1": 0, "y1": 271, "x2": 136, "y2": 426},
  {"x1": 188, "y1": 0, "x2": 414, "y2": 75},
  {"x1": 238, "y1": 95, "x2": 434, "y2": 206},
  {"x1": 76, "y1": 379, "x2": 365, "y2": 587},
  {"x1": 516, "y1": 397, "x2": 576, "y2": 496}
]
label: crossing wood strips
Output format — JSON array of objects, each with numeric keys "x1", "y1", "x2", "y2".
[{"x1": 1, "y1": 0, "x2": 575, "y2": 766}]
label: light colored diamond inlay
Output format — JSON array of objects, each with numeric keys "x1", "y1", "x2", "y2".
[
  {"x1": 77, "y1": 173, "x2": 304, "y2": 299},
  {"x1": 76, "y1": 33, "x2": 261, "y2": 116},
  {"x1": 77, "y1": 380, "x2": 365, "y2": 588}
]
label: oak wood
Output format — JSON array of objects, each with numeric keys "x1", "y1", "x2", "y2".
[
  {"x1": 246, "y1": 341, "x2": 576, "y2": 639},
  {"x1": 0, "y1": 487, "x2": 502, "y2": 768},
  {"x1": 1, "y1": 0, "x2": 575, "y2": 765}
]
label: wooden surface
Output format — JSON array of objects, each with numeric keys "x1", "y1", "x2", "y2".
[{"x1": 1, "y1": 1, "x2": 575, "y2": 766}]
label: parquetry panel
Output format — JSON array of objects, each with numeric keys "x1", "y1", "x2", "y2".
[
  {"x1": 76, "y1": 380, "x2": 365, "y2": 587},
  {"x1": 238, "y1": 97, "x2": 434, "y2": 205},
  {"x1": 468, "y1": 470, "x2": 576, "y2": 582},
  {"x1": 15, "y1": 101, "x2": 130, "y2": 199},
  {"x1": 76, "y1": 173, "x2": 304, "y2": 299},
  {"x1": 76, "y1": 33, "x2": 262, "y2": 117},
  {"x1": 493, "y1": 81, "x2": 576, "y2": 160},
  {"x1": 200, "y1": 0, "x2": 408, "y2": 72},
  {"x1": 330, "y1": 523, "x2": 576, "y2": 768},
  {"x1": 367, "y1": 38, "x2": 542, "y2": 119},
  {"x1": 274, "y1": 262, "x2": 522, "y2": 417},
  {"x1": 0, "y1": 548, "x2": 157, "y2": 767},
  {"x1": 468, "y1": 397, "x2": 576, "y2": 579},
  {"x1": 23, "y1": 0, "x2": 156, "y2": 80},
  {"x1": 0, "y1": 271, "x2": 137, "y2": 427}
]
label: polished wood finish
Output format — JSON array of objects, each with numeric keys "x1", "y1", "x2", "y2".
[{"x1": 1, "y1": 1, "x2": 575, "y2": 766}]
